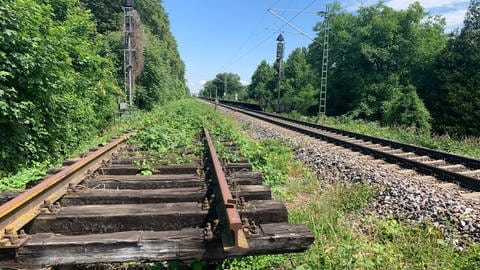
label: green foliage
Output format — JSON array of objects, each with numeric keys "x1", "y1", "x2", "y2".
[
  {"x1": 246, "y1": 61, "x2": 276, "y2": 110},
  {"x1": 0, "y1": 113, "x2": 139, "y2": 192},
  {"x1": 246, "y1": 2, "x2": 455, "y2": 133},
  {"x1": 428, "y1": 0, "x2": 480, "y2": 136},
  {"x1": 0, "y1": 0, "x2": 188, "y2": 177},
  {"x1": 134, "y1": 0, "x2": 188, "y2": 109},
  {"x1": 0, "y1": 165, "x2": 45, "y2": 191},
  {"x1": 136, "y1": 29, "x2": 179, "y2": 109},
  {"x1": 131, "y1": 100, "x2": 478, "y2": 270},
  {"x1": 0, "y1": 0, "x2": 121, "y2": 175},
  {"x1": 199, "y1": 73, "x2": 246, "y2": 101},
  {"x1": 242, "y1": 1, "x2": 478, "y2": 136},
  {"x1": 80, "y1": 0, "x2": 123, "y2": 33},
  {"x1": 240, "y1": 139, "x2": 293, "y2": 188},
  {"x1": 281, "y1": 48, "x2": 317, "y2": 115},
  {"x1": 227, "y1": 177, "x2": 478, "y2": 269},
  {"x1": 321, "y1": 2, "x2": 444, "y2": 132},
  {"x1": 131, "y1": 99, "x2": 296, "y2": 195},
  {"x1": 130, "y1": 100, "x2": 205, "y2": 161},
  {"x1": 130, "y1": 99, "x2": 246, "y2": 164},
  {"x1": 245, "y1": 48, "x2": 317, "y2": 114},
  {"x1": 214, "y1": 112, "x2": 478, "y2": 269},
  {"x1": 382, "y1": 84, "x2": 431, "y2": 131}
]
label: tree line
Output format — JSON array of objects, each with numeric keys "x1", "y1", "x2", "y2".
[
  {"x1": 0, "y1": 0, "x2": 186, "y2": 175},
  {"x1": 201, "y1": 1, "x2": 479, "y2": 137}
]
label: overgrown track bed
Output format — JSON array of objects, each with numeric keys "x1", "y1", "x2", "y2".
[
  {"x1": 0, "y1": 128, "x2": 313, "y2": 268},
  {"x1": 208, "y1": 100, "x2": 480, "y2": 194}
]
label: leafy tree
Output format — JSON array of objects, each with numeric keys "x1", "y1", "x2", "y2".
[
  {"x1": 80, "y1": 0, "x2": 123, "y2": 33},
  {"x1": 383, "y1": 84, "x2": 431, "y2": 131},
  {"x1": 281, "y1": 48, "x2": 317, "y2": 115},
  {"x1": 201, "y1": 81, "x2": 218, "y2": 99},
  {"x1": 430, "y1": 0, "x2": 480, "y2": 135},
  {"x1": 200, "y1": 73, "x2": 246, "y2": 100},
  {"x1": 246, "y1": 61, "x2": 276, "y2": 109},
  {"x1": 309, "y1": 2, "x2": 445, "y2": 131}
]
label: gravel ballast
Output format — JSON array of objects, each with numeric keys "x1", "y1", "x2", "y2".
[{"x1": 218, "y1": 106, "x2": 480, "y2": 246}]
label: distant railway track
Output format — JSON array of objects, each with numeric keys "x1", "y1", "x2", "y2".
[
  {"x1": 204, "y1": 98, "x2": 480, "y2": 193},
  {"x1": 0, "y1": 128, "x2": 313, "y2": 268}
]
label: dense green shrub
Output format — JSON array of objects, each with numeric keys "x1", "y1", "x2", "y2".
[
  {"x1": 0, "y1": 0, "x2": 188, "y2": 176},
  {"x1": 0, "y1": 0, "x2": 121, "y2": 175}
]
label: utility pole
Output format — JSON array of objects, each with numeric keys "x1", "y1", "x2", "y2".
[
  {"x1": 318, "y1": 6, "x2": 330, "y2": 119},
  {"x1": 123, "y1": 0, "x2": 136, "y2": 106},
  {"x1": 275, "y1": 33, "x2": 284, "y2": 112}
]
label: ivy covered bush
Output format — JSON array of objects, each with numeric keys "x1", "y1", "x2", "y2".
[{"x1": 0, "y1": 0, "x2": 121, "y2": 175}]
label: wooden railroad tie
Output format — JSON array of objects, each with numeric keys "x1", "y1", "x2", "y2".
[{"x1": 0, "y1": 128, "x2": 314, "y2": 268}]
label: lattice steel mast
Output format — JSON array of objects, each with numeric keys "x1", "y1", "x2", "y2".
[
  {"x1": 123, "y1": 0, "x2": 135, "y2": 106},
  {"x1": 318, "y1": 6, "x2": 330, "y2": 118}
]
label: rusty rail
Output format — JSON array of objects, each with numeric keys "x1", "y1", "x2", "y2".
[
  {"x1": 0, "y1": 133, "x2": 130, "y2": 249},
  {"x1": 203, "y1": 128, "x2": 248, "y2": 250}
]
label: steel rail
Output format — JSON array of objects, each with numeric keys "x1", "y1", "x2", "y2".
[
  {"x1": 215, "y1": 103, "x2": 480, "y2": 191},
  {"x1": 258, "y1": 110, "x2": 480, "y2": 170},
  {"x1": 0, "y1": 133, "x2": 130, "y2": 248},
  {"x1": 201, "y1": 97, "x2": 480, "y2": 170},
  {"x1": 203, "y1": 128, "x2": 248, "y2": 250}
]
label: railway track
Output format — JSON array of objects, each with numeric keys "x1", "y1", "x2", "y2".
[
  {"x1": 0, "y1": 128, "x2": 313, "y2": 268},
  {"x1": 208, "y1": 99, "x2": 480, "y2": 193}
]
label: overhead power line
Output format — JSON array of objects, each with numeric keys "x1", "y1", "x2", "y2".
[
  {"x1": 265, "y1": 27, "x2": 303, "y2": 35},
  {"x1": 270, "y1": 8, "x2": 320, "y2": 13},
  {"x1": 218, "y1": 0, "x2": 283, "y2": 71},
  {"x1": 219, "y1": 0, "x2": 318, "y2": 72},
  {"x1": 267, "y1": 8, "x2": 320, "y2": 45}
]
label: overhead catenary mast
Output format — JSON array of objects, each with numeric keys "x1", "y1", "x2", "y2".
[
  {"x1": 275, "y1": 34, "x2": 285, "y2": 112},
  {"x1": 318, "y1": 5, "x2": 330, "y2": 119},
  {"x1": 267, "y1": 6, "x2": 331, "y2": 118},
  {"x1": 123, "y1": 0, "x2": 136, "y2": 106}
]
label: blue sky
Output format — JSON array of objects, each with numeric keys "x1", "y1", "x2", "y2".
[{"x1": 163, "y1": 0, "x2": 470, "y2": 94}]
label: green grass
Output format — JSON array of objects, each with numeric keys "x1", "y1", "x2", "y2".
[
  {"x1": 226, "y1": 163, "x2": 480, "y2": 269},
  {"x1": 220, "y1": 110, "x2": 480, "y2": 269}
]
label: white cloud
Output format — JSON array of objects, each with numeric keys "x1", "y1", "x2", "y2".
[
  {"x1": 340, "y1": 0, "x2": 468, "y2": 31},
  {"x1": 199, "y1": 80, "x2": 207, "y2": 86},
  {"x1": 240, "y1": 80, "x2": 250, "y2": 86},
  {"x1": 342, "y1": 0, "x2": 377, "y2": 12},
  {"x1": 386, "y1": 0, "x2": 466, "y2": 10},
  {"x1": 443, "y1": 8, "x2": 467, "y2": 29}
]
